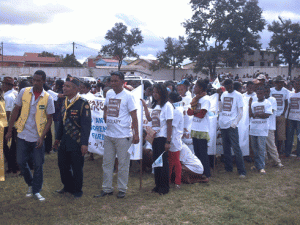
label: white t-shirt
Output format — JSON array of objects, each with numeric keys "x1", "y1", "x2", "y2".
[
  {"x1": 270, "y1": 87, "x2": 290, "y2": 116},
  {"x1": 80, "y1": 92, "x2": 95, "y2": 101},
  {"x1": 3, "y1": 89, "x2": 16, "y2": 112},
  {"x1": 181, "y1": 95, "x2": 193, "y2": 131},
  {"x1": 104, "y1": 89, "x2": 137, "y2": 138},
  {"x1": 243, "y1": 92, "x2": 258, "y2": 102},
  {"x1": 170, "y1": 106, "x2": 184, "y2": 152},
  {"x1": 143, "y1": 140, "x2": 152, "y2": 150},
  {"x1": 266, "y1": 96, "x2": 277, "y2": 131},
  {"x1": 219, "y1": 90, "x2": 244, "y2": 129},
  {"x1": 249, "y1": 99, "x2": 272, "y2": 137},
  {"x1": 191, "y1": 95, "x2": 210, "y2": 132},
  {"x1": 288, "y1": 92, "x2": 300, "y2": 121},
  {"x1": 180, "y1": 143, "x2": 204, "y2": 174},
  {"x1": 151, "y1": 102, "x2": 173, "y2": 138}
]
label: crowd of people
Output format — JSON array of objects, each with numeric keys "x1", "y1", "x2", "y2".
[{"x1": 1, "y1": 69, "x2": 299, "y2": 201}]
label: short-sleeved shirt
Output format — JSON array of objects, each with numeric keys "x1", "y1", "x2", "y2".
[
  {"x1": 250, "y1": 99, "x2": 272, "y2": 137},
  {"x1": 4, "y1": 89, "x2": 16, "y2": 112},
  {"x1": 266, "y1": 97, "x2": 277, "y2": 130},
  {"x1": 270, "y1": 87, "x2": 290, "y2": 116},
  {"x1": 219, "y1": 90, "x2": 244, "y2": 129},
  {"x1": 151, "y1": 101, "x2": 173, "y2": 138},
  {"x1": 170, "y1": 106, "x2": 184, "y2": 152},
  {"x1": 288, "y1": 92, "x2": 300, "y2": 121},
  {"x1": 104, "y1": 89, "x2": 137, "y2": 138},
  {"x1": 15, "y1": 88, "x2": 55, "y2": 142},
  {"x1": 191, "y1": 95, "x2": 210, "y2": 132}
]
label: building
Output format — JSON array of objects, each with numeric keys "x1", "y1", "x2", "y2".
[
  {"x1": 0, "y1": 52, "x2": 61, "y2": 67},
  {"x1": 239, "y1": 49, "x2": 279, "y2": 67}
]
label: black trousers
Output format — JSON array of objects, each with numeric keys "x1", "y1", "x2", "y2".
[
  {"x1": 58, "y1": 144, "x2": 84, "y2": 197},
  {"x1": 3, "y1": 127, "x2": 18, "y2": 173},
  {"x1": 44, "y1": 129, "x2": 52, "y2": 154},
  {"x1": 152, "y1": 137, "x2": 169, "y2": 194},
  {"x1": 192, "y1": 138, "x2": 211, "y2": 178}
]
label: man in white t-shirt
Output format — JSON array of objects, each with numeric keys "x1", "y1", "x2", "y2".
[
  {"x1": 243, "y1": 81, "x2": 257, "y2": 100},
  {"x1": 2, "y1": 77, "x2": 18, "y2": 174},
  {"x1": 264, "y1": 86, "x2": 283, "y2": 167},
  {"x1": 270, "y1": 75, "x2": 289, "y2": 154},
  {"x1": 94, "y1": 71, "x2": 139, "y2": 199},
  {"x1": 249, "y1": 86, "x2": 272, "y2": 174},
  {"x1": 219, "y1": 79, "x2": 246, "y2": 177},
  {"x1": 286, "y1": 78, "x2": 300, "y2": 158}
]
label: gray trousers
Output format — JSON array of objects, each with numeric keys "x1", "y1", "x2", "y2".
[{"x1": 102, "y1": 136, "x2": 132, "y2": 193}]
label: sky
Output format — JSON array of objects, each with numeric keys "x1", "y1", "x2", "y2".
[{"x1": 0, "y1": 0, "x2": 299, "y2": 63}]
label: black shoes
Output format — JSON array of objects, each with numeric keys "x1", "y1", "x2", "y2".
[
  {"x1": 94, "y1": 190, "x2": 113, "y2": 198},
  {"x1": 93, "y1": 190, "x2": 125, "y2": 198},
  {"x1": 55, "y1": 188, "x2": 69, "y2": 194},
  {"x1": 117, "y1": 191, "x2": 126, "y2": 198}
]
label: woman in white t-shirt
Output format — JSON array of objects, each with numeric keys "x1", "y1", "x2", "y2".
[
  {"x1": 142, "y1": 83, "x2": 173, "y2": 195},
  {"x1": 249, "y1": 86, "x2": 272, "y2": 174},
  {"x1": 187, "y1": 79, "x2": 211, "y2": 179},
  {"x1": 168, "y1": 92, "x2": 184, "y2": 189}
]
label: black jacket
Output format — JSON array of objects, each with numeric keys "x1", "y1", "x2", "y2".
[{"x1": 57, "y1": 97, "x2": 91, "y2": 151}]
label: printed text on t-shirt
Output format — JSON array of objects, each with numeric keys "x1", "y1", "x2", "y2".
[
  {"x1": 272, "y1": 94, "x2": 283, "y2": 106},
  {"x1": 107, "y1": 99, "x2": 121, "y2": 117},
  {"x1": 151, "y1": 110, "x2": 161, "y2": 127},
  {"x1": 223, "y1": 97, "x2": 233, "y2": 111}
]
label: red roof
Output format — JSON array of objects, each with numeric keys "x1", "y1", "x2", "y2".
[{"x1": 1, "y1": 52, "x2": 60, "y2": 64}]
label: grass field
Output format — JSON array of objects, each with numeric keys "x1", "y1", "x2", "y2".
[{"x1": 1, "y1": 152, "x2": 300, "y2": 225}]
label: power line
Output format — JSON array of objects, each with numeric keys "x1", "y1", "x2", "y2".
[
  {"x1": 4, "y1": 43, "x2": 70, "y2": 46},
  {"x1": 76, "y1": 43, "x2": 99, "y2": 52}
]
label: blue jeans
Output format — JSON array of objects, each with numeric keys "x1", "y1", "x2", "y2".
[
  {"x1": 16, "y1": 138, "x2": 45, "y2": 194},
  {"x1": 286, "y1": 119, "x2": 300, "y2": 157},
  {"x1": 221, "y1": 127, "x2": 246, "y2": 175},
  {"x1": 250, "y1": 136, "x2": 266, "y2": 170}
]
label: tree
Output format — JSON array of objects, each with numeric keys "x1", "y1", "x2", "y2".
[
  {"x1": 38, "y1": 51, "x2": 57, "y2": 57},
  {"x1": 60, "y1": 54, "x2": 82, "y2": 67},
  {"x1": 155, "y1": 36, "x2": 186, "y2": 80},
  {"x1": 183, "y1": 0, "x2": 265, "y2": 79},
  {"x1": 100, "y1": 22, "x2": 144, "y2": 71},
  {"x1": 268, "y1": 17, "x2": 300, "y2": 79}
]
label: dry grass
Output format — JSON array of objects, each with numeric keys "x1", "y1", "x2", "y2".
[{"x1": 1, "y1": 152, "x2": 300, "y2": 225}]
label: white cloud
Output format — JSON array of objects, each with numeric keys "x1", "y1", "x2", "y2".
[{"x1": 263, "y1": 10, "x2": 300, "y2": 23}]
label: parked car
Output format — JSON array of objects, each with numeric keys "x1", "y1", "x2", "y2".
[{"x1": 79, "y1": 77, "x2": 97, "y2": 83}]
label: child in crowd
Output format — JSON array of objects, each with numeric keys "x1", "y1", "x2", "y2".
[
  {"x1": 168, "y1": 92, "x2": 184, "y2": 189},
  {"x1": 249, "y1": 86, "x2": 272, "y2": 174}
]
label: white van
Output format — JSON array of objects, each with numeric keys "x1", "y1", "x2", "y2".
[{"x1": 79, "y1": 77, "x2": 97, "y2": 83}]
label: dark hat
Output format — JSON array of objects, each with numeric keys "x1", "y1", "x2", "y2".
[
  {"x1": 66, "y1": 76, "x2": 80, "y2": 86},
  {"x1": 2, "y1": 77, "x2": 14, "y2": 85},
  {"x1": 274, "y1": 75, "x2": 285, "y2": 82},
  {"x1": 177, "y1": 79, "x2": 190, "y2": 86}
]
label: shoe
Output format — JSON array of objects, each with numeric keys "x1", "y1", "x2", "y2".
[
  {"x1": 199, "y1": 177, "x2": 209, "y2": 183},
  {"x1": 250, "y1": 166, "x2": 256, "y2": 171},
  {"x1": 239, "y1": 174, "x2": 246, "y2": 179},
  {"x1": 259, "y1": 169, "x2": 266, "y2": 174},
  {"x1": 290, "y1": 154, "x2": 297, "y2": 157},
  {"x1": 276, "y1": 163, "x2": 284, "y2": 168},
  {"x1": 175, "y1": 184, "x2": 181, "y2": 189},
  {"x1": 34, "y1": 193, "x2": 45, "y2": 201},
  {"x1": 94, "y1": 190, "x2": 113, "y2": 198},
  {"x1": 55, "y1": 188, "x2": 68, "y2": 194},
  {"x1": 26, "y1": 186, "x2": 32, "y2": 197},
  {"x1": 117, "y1": 191, "x2": 126, "y2": 198}
]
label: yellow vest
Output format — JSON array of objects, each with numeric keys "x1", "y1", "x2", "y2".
[
  {"x1": 15, "y1": 87, "x2": 49, "y2": 137},
  {"x1": 0, "y1": 99, "x2": 7, "y2": 128}
]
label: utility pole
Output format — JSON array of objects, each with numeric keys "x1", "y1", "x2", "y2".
[
  {"x1": 72, "y1": 42, "x2": 75, "y2": 56},
  {"x1": 1, "y1": 42, "x2": 3, "y2": 67}
]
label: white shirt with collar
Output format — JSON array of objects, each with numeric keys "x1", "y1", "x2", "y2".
[{"x1": 4, "y1": 89, "x2": 16, "y2": 112}]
